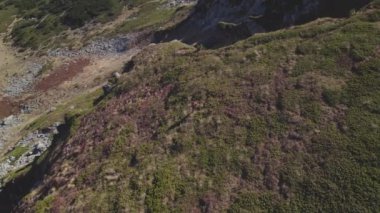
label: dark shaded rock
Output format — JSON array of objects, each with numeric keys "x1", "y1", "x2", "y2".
[
  {"x1": 102, "y1": 84, "x2": 113, "y2": 94},
  {"x1": 155, "y1": 0, "x2": 370, "y2": 48}
]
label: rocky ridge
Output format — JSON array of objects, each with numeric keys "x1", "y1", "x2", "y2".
[{"x1": 0, "y1": 123, "x2": 59, "y2": 189}]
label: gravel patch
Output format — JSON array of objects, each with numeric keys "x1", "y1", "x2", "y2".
[
  {"x1": 48, "y1": 36, "x2": 129, "y2": 58},
  {"x1": 3, "y1": 62, "x2": 43, "y2": 97},
  {"x1": 0, "y1": 115, "x2": 22, "y2": 151}
]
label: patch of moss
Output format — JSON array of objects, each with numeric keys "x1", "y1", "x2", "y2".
[
  {"x1": 5, "y1": 146, "x2": 29, "y2": 162},
  {"x1": 0, "y1": 5, "x2": 17, "y2": 33},
  {"x1": 145, "y1": 165, "x2": 178, "y2": 212},
  {"x1": 26, "y1": 89, "x2": 103, "y2": 131},
  {"x1": 229, "y1": 192, "x2": 278, "y2": 212},
  {"x1": 322, "y1": 88, "x2": 341, "y2": 106},
  {"x1": 116, "y1": 1, "x2": 177, "y2": 34},
  {"x1": 35, "y1": 195, "x2": 54, "y2": 213},
  {"x1": 245, "y1": 117, "x2": 268, "y2": 146}
]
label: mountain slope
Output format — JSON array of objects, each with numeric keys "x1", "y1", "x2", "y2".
[
  {"x1": 0, "y1": 0, "x2": 190, "y2": 50},
  {"x1": 0, "y1": 0, "x2": 195, "y2": 203},
  {"x1": 1, "y1": 1, "x2": 379, "y2": 212}
]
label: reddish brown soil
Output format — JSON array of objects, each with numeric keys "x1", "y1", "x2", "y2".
[
  {"x1": 35, "y1": 58, "x2": 90, "y2": 91},
  {"x1": 0, "y1": 97, "x2": 19, "y2": 120}
]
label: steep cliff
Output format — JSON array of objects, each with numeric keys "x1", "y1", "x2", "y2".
[{"x1": 155, "y1": 0, "x2": 371, "y2": 47}]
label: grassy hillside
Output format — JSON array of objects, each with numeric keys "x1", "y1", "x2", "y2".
[
  {"x1": 0, "y1": 5, "x2": 17, "y2": 33},
  {"x1": 1, "y1": 1, "x2": 379, "y2": 212},
  {"x1": 1, "y1": 0, "x2": 182, "y2": 50},
  {"x1": 0, "y1": 1, "x2": 380, "y2": 212}
]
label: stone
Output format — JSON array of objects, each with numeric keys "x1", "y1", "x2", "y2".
[
  {"x1": 102, "y1": 84, "x2": 113, "y2": 94},
  {"x1": 1, "y1": 115, "x2": 15, "y2": 126},
  {"x1": 48, "y1": 107, "x2": 57, "y2": 113},
  {"x1": 113, "y1": 72, "x2": 121, "y2": 79},
  {"x1": 288, "y1": 131, "x2": 303, "y2": 140}
]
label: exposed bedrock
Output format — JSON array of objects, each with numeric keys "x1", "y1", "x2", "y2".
[{"x1": 155, "y1": 0, "x2": 370, "y2": 48}]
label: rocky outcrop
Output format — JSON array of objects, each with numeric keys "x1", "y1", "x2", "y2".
[
  {"x1": 0, "y1": 123, "x2": 59, "y2": 188},
  {"x1": 155, "y1": 0, "x2": 370, "y2": 47},
  {"x1": 165, "y1": 0, "x2": 197, "y2": 8}
]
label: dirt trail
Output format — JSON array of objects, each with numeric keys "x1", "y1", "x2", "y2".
[
  {"x1": 35, "y1": 58, "x2": 90, "y2": 91},
  {"x1": 0, "y1": 97, "x2": 19, "y2": 120},
  {"x1": 0, "y1": 34, "x2": 140, "y2": 156}
]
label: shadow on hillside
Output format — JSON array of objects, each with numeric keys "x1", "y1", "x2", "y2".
[
  {"x1": 0, "y1": 118, "x2": 75, "y2": 212},
  {"x1": 154, "y1": 0, "x2": 370, "y2": 48}
]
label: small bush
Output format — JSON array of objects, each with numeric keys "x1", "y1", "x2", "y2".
[{"x1": 322, "y1": 89, "x2": 340, "y2": 106}]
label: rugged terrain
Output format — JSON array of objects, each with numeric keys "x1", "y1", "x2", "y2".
[
  {"x1": 0, "y1": 0, "x2": 379, "y2": 212},
  {"x1": 155, "y1": 0, "x2": 370, "y2": 47},
  {"x1": 0, "y1": 0, "x2": 195, "y2": 197}
]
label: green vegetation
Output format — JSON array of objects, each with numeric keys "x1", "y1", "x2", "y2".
[
  {"x1": 116, "y1": 1, "x2": 178, "y2": 34},
  {"x1": 12, "y1": 0, "x2": 122, "y2": 27},
  {"x1": 59, "y1": 9, "x2": 380, "y2": 209},
  {"x1": 322, "y1": 88, "x2": 341, "y2": 106},
  {"x1": 3, "y1": 0, "x2": 192, "y2": 49},
  {"x1": 0, "y1": 145, "x2": 29, "y2": 171},
  {"x1": 26, "y1": 89, "x2": 103, "y2": 131},
  {"x1": 0, "y1": 5, "x2": 17, "y2": 33},
  {"x1": 3, "y1": 1, "x2": 380, "y2": 212},
  {"x1": 11, "y1": 15, "x2": 66, "y2": 49},
  {"x1": 229, "y1": 192, "x2": 278, "y2": 212},
  {"x1": 35, "y1": 195, "x2": 54, "y2": 213},
  {"x1": 6, "y1": 0, "x2": 125, "y2": 49},
  {"x1": 73, "y1": 5, "x2": 379, "y2": 211},
  {"x1": 59, "y1": 0, "x2": 122, "y2": 27},
  {"x1": 145, "y1": 165, "x2": 178, "y2": 212},
  {"x1": 5, "y1": 146, "x2": 28, "y2": 162}
]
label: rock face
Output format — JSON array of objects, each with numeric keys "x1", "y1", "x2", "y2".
[
  {"x1": 155, "y1": 0, "x2": 370, "y2": 47},
  {"x1": 258, "y1": 0, "x2": 370, "y2": 30},
  {"x1": 0, "y1": 124, "x2": 59, "y2": 188}
]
